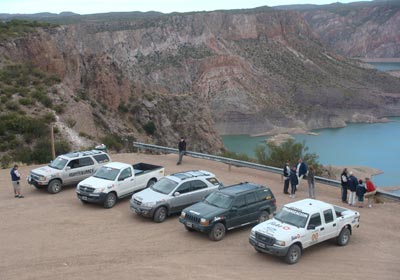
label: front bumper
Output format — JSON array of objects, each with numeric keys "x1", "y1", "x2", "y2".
[
  {"x1": 249, "y1": 236, "x2": 289, "y2": 256},
  {"x1": 178, "y1": 218, "x2": 213, "y2": 233},
  {"x1": 76, "y1": 192, "x2": 107, "y2": 204},
  {"x1": 27, "y1": 176, "x2": 48, "y2": 188},
  {"x1": 130, "y1": 202, "x2": 156, "y2": 218}
]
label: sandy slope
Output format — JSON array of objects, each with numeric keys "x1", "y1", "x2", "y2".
[{"x1": 1, "y1": 153, "x2": 399, "y2": 280}]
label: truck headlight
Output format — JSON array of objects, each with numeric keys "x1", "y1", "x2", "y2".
[
  {"x1": 200, "y1": 218, "x2": 209, "y2": 226},
  {"x1": 180, "y1": 211, "x2": 186, "y2": 218},
  {"x1": 274, "y1": 240, "x2": 286, "y2": 246},
  {"x1": 93, "y1": 188, "x2": 105, "y2": 193},
  {"x1": 250, "y1": 229, "x2": 256, "y2": 239},
  {"x1": 142, "y1": 201, "x2": 156, "y2": 207},
  {"x1": 37, "y1": 175, "x2": 46, "y2": 181}
]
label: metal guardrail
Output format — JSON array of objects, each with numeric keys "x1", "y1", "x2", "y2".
[{"x1": 133, "y1": 142, "x2": 400, "y2": 200}]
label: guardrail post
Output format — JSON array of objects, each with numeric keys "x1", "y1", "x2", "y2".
[{"x1": 228, "y1": 164, "x2": 231, "y2": 172}]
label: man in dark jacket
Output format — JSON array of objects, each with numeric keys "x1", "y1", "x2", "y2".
[
  {"x1": 296, "y1": 158, "x2": 307, "y2": 189},
  {"x1": 340, "y1": 168, "x2": 349, "y2": 203},
  {"x1": 348, "y1": 171, "x2": 358, "y2": 206},
  {"x1": 177, "y1": 137, "x2": 187, "y2": 165},
  {"x1": 290, "y1": 166, "x2": 299, "y2": 198},
  {"x1": 283, "y1": 161, "x2": 290, "y2": 194}
]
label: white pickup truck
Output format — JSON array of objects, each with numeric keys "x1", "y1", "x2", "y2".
[
  {"x1": 249, "y1": 199, "x2": 360, "y2": 264},
  {"x1": 76, "y1": 162, "x2": 164, "y2": 208}
]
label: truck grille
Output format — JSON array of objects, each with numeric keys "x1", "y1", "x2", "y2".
[
  {"x1": 185, "y1": 213, "x2": 201, "y2": 223},
  {"x1": 30, "y1": 172, "x2": 41, "y2": 181},
  {"x1": 133, "y1": 198, "x2": 142, "y2": 206},
  {"x1": 255, "y1": 233, "x2": 275, "y2": 246},
  {"x1": 79, "y1": 185, "x2": 95, "y2": 193}
]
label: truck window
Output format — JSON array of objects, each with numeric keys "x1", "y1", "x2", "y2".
[
  {"x1": 79, "y1": 157, "x2": 94, "y2": 167},
  {"x1": 68, "y1": 159, "x2": 79, "y2": 169},
  {"x1": 93, "y1": 154, "x2": 110, "y2": 163},
  {"x1": 256, "y1": 189, "x2": 271, "y2": 202},
  {"x1": 118, "y1": 168, "x2": 132, "y2": 181},
  {"x1": 191, "y1": 180, "x2": 208, "y2": 191},
  {"x1": 176, "y1": 182, "x2": 191, "y2": 194},
  {"x1": 206, "y1": 177, "x2": 221, "y2": 186},
  {"x1": 309, "y1": 213, "x2": 322, "y2": 228},
  {"x1": 245, "y1": 193, "x2": 257, "y2": 205},
  {"x1": 323, "y1": 209, "x2": 334, "y2": 223},
  {"x1": 232, "y1": 195, "x2": 246, "y2": 208}
]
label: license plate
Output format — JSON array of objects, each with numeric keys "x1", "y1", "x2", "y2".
[
  {"x1": 257, "y1": 242, "x2": 266, "y2": 248},
  {"x1": 186, "y1": 222, "x2": 193, "y2": 228},
  {"x1": 81, "y1": 196, "x2": 88, "y2": 201}
]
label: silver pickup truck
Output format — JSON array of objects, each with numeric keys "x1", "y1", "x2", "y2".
[{"x1": 28, "y1": 150, "x2": 111, "y2": 194}]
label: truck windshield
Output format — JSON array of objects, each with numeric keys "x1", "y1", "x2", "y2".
[
  {"x1": 48, "y1": 157, "x2": 68, "y2": 170},
  {"x1": 151, "y1": 178, "x2": 178, "y2": 194},
  {"x1": 93, "y1": 166, "x2": 120, "y2": 181},
  {"x1": 204, "y1": 192, "x2": 233, "y2": 209},
  {"x1": 274, "y1": 207, "x2": 309, "y2": 228}
]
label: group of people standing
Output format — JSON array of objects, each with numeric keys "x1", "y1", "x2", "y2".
[
  {"x1": 283, "y1": 158, "x2": 315, "y2": 199},
  {"x1": 341, "y1": 168, "x2": 377, "y2": 208}
]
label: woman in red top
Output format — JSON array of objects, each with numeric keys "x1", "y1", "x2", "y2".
[{"x1": 364, "y1": 178, "x2": 377, "y2": 208}]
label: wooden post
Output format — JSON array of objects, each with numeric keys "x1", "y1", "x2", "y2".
[{"x1": 50, "y1": 125, "x2": 55, "y2": 159}]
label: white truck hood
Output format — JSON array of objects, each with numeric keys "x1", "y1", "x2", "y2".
[
  {"x1": 78, "y1": 176, "x2": 114, "y2": 189},
  {"x1": 252, "y1": 218, "x2": 303, "y2": 240},
  {"x1": 133, "y1": 187, "x2": 169, "y2": 203},
  {"x1": 30, "y1": 166, "x2": 60, "y2": 177}
]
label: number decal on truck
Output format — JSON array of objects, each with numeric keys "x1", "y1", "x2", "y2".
[{"x1": 312, "y1": 232, "x2": 319, "y2": 242}]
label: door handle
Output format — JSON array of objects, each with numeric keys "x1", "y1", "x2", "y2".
[
  {"x1": 333, "y1": 223, "x2": 336, "y2": 227},
  {"x1": 320, "y1": 227, "x2": 324, "y2": 231}
]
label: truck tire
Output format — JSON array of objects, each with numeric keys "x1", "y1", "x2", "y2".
[
  {"x1": 153, "y1": 206, "x2": 167, "y2": 223},
  {"x1": 258, "y1": 211, "x2": 270, "y2": 223},
  {"x1": 285, "y1": 244, "x2": 301, "y2": 264},
  {"x1": 337, "y1": 227, "x2": 351, "y2": 246},
  {"x1": 208, "y1": 223, "x2": 226, "y2": 241},
  {"x1": 47, "y1": 179, "x2": 62, "y2": 194},
  {"x1": 146, "y1": 179, "x2": 156, "y2": 188},
  {"x1": 103, "y1": 192, "x2": 117, "y2": 209}
]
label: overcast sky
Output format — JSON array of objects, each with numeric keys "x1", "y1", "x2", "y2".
[{"x1": 1, "y1": 0, "x2": 371, "y2": 15}]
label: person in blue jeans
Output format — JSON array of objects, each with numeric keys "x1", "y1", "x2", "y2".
[
  {"x1": 340, "y1": 168, "x2": 349, "y2": 203},
  {"x1": 290, "y1": 166, "x2": 299, "y2": 198},
  {"x1": 177, "y1": 137, "x2": 187, "y2": 165}
]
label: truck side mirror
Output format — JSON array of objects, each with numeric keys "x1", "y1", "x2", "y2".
[
  {"x1": 231, "y1": 207, "x2": 238, "y2": 212},
  {"x1": 66, "y1": 166, "x2": 71, "y2": 171},
  {"x1": 174, "y1": 192, "x2": 181, "y2": 197}
]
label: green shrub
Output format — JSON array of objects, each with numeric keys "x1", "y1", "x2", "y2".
[
  {"x1": 19, "y1": 97, "x2": 34, "y2": 106},
  {"x1": 0, "y1": 154, "x2": 12, "y2": 169},
  {"x1": 101, "y1": 134, "x2": 124, "y2": 152},
  {"x1": 143, "y1": 121, "x2": 156, "y2": 135}
]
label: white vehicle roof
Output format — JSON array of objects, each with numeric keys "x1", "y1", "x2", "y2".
[
  {"x1": 165, "y1": 170, "x2": 216, "y2": 183},
  {"x1": 284, "y1": 199, "x2": 332, "y2": 214},
  {"x1": 101, "y1": 162, "x2": 130, "y2": 170}
]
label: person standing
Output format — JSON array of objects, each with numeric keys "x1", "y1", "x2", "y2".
[
  {"x1": 307, "y1": 165, "x2": 315, "y2": 198},
  {"x1": 10, "y1": 164, "x2": 24, "y2": 198},
  {"x1": 364, "y1": 177, "x2": 377, "y2": 208},
  {"x1": 289, "y1": 166, "x2": 299, "y2": 198},
  {"x1": 296, "y1": 158, "x2": 307, "y2": 189},
  {"x1": 282, "y1": 161, "x2": 291, "y2": 194},
  {"x1": 348, "y1": 171, "x2": 358, "y2": 206},
  {"x1": 176, "y1": 137, "x2": 187, "y2": 165},
  {"x1": 356, "y1": 179, "x2": 367, "y2": 208},
  {"x1": 340, "y1": 168, "x2": 349, "y2": 203}
]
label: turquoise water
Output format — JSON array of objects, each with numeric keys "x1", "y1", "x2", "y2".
[
  {"x1": 367, "y1": 62, "x2": 400, "y2": 72},
  {"x1": 222, "y1": 117, "x2": 400, "y2": 188}
]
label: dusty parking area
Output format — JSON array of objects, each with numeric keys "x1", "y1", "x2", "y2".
[{"x1": 1, "y1": 153, "x2": 399, "y2": 280}]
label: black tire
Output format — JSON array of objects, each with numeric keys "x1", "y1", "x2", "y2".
[
  {"x1": 103, "y1": 192, "x2": 117, "y2": 209},
  {"x1": 184, "y1": 225, "x2": 195, "y2": 232},
  {"x1": 146, "y1": 179, "x2": 156, "y2": 188},
  {"x1": 208, "y1": 223, "x2": 226, "y2": 241},
  {"x1": 153, "y1": 206, "x2": 167, "y2": 223},
  {"x1": 47, "y1": 179, "x2": 62, "y2": 194},
  {"x1": 285, "y1": 244, "x2": 301, "y2": 264},
  {"x1": 337, "y1": 227, "x2": 351, "y2": 246},
  {"x1": 258, "y1": 211, "x2": 270, "y2": 223}
]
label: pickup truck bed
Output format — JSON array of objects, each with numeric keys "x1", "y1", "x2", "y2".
[{"x1": 133, "y1": 163, "x2": 162, "y2": 176}]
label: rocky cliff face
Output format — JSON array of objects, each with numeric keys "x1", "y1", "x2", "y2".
[
  {"x1": 282, "y1": 1, "x2": 400, "y2": 58},
  {"x1": 1, "y1": 9, "x2": 400, "y2": 153}
]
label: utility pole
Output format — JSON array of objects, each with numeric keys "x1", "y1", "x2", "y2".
[{"x1": 50, "y1": 125, "x2": 55, "y2": 159}]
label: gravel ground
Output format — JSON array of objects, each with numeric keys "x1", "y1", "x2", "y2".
[{"x1": 1, "y1": 152, "x2": 399, "y2": 280}]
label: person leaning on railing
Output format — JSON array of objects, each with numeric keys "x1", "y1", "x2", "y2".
[{"x1": 364, "y1": 178, "x2": 377, "y2": 208}]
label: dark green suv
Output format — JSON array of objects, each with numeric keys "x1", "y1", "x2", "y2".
[{"x1": 179, "y1": 182, "x2": 276, "y2": 241}]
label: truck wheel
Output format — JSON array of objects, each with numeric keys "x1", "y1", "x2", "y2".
[
  {"x1": 146, "y1": 179, "x2": 156, "y2": 188},
  {"x1": 208, "y1": 223, "x2": 226, "y2": 241},
  {"x1": 285, "y1": 244, "x2": 301, "y2": 264},
  {"x1": 47, "y1": 179, "x2": 62, "y2": 194},
  {"x1": 258, "y1": 211, "x2": 270, "y2": 223},
  {"x1": 103, "y1": 193, "x2": 117, "y2": 209},
  {"x1": 337, "y1": 227, "x2": 351, "y2": 246},
  {"x1": 153, "y1": 207, "x2": 167, "y2": 223}
]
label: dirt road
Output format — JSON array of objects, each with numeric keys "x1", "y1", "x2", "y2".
[{"x1": 1, "y1": 153, "x2": 399, "y2": 280}]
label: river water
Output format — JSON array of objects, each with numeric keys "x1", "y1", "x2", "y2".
[{"x1": 222, "y1": 117, "x2": 400, "y2": 189}]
